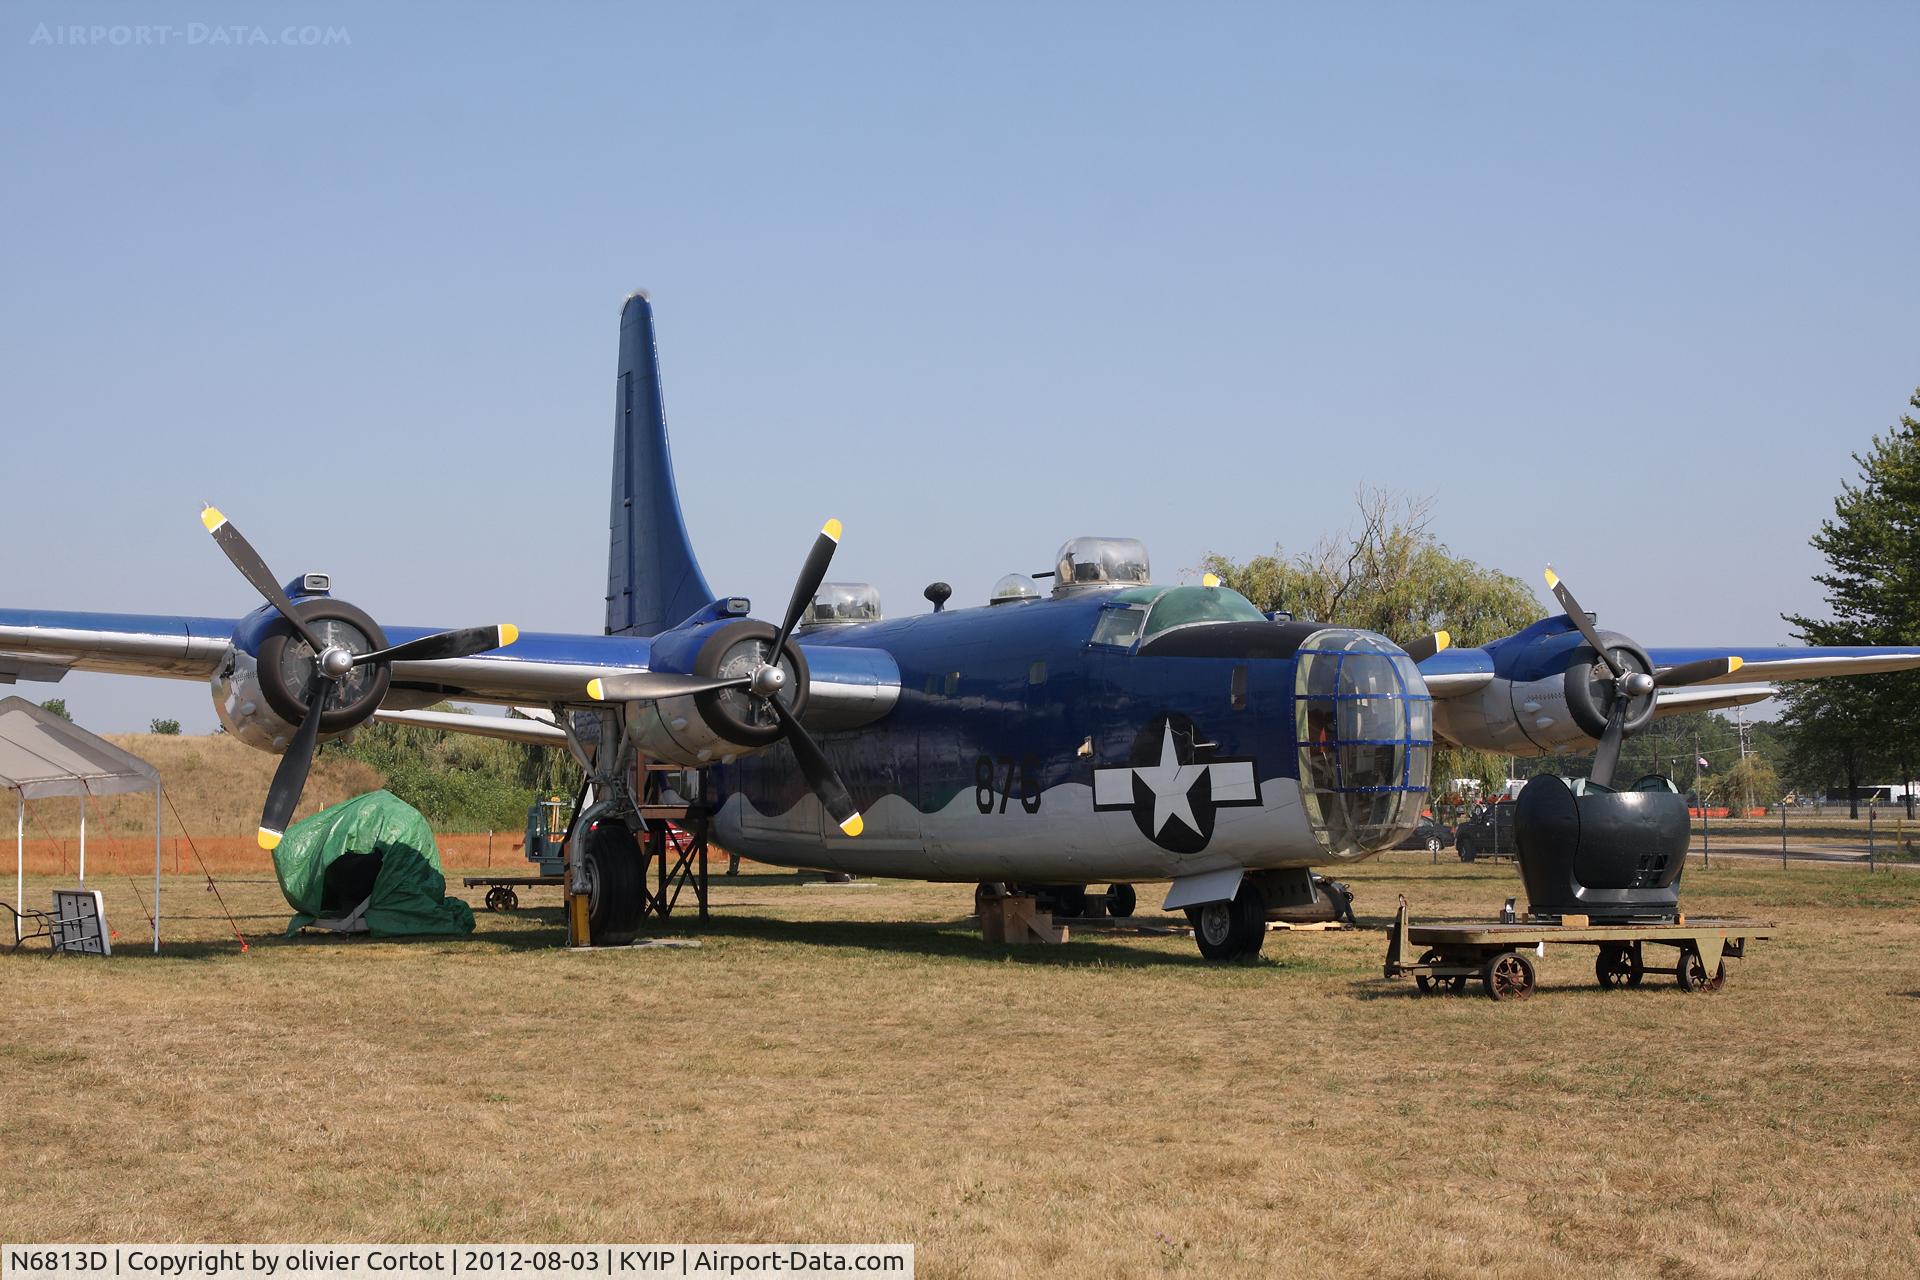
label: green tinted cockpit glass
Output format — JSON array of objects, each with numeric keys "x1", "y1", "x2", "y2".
[{"x1": 1139, "y1": 585, "x2": 1267, "y2": 640}]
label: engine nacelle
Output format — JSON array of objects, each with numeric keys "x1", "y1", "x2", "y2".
[
  {"x1": 1433, "y1": 625, "x2": 1656, "y2": 757},
  {"x1": 210, "y1": 597, "x2": 392, "y2": 753},
  {"x1": 616, "y1": 617, "x2": 811, "y2": 766}
]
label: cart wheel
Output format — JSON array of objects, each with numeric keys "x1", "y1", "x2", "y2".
[
  {"x1": 1676, "y1": 948, "x2": 1726, "y2": 993},
  {"x1": 1415, "y1": 949, "x2": 1442, "y2": 994},
  {"x1": 1596, "y1": 944, "x2": 1643, "y2": 989},
  {"x1": 1482, "y1": 950, "x2": 1536, "y2": 1001},
  {"x1": 484, "y1": 886, "x2": 514, "y2": 913}
]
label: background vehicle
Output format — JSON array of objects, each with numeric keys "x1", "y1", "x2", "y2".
[
  {"x1": 1453, "y1": 799, "x2": 1518, "y2": 862},
  {"x1": 1393, "y1": 815, "x2": 1454, "y2": 856}
]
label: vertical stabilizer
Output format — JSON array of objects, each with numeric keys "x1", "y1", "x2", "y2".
[{"x1": 606, "y1": 292, "x2": 715, "y2": 636}]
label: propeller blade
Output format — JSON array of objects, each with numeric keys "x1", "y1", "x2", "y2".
[
  {"x1": 1655, "y1": 655, "x2": 1744, "y2": 688},
  {"x1": 1589, "y1": 694, "x2": 1631, "y2": 791},
  {"x1": 771, "y1": 518, "x2": 843, "y2": 659},
  {"x1": 768, "y1": 696, "x2": 863, "y2": 837},
  {"x1": 1402, "y1": 630, "x2": 1451, "y2": 664},
  {"x1": 202, "y1": 506, "x2": 331, "y2": 655},
  {"x1": 586, "y1": 671, "x2": 752, "y2": 702},
  {"x1": 356, "y1": 624, "x2": 520, "y2": 666},
  {"x1": 1544, "y1": 567, "x2": 1624, "y2": 680},
  {"x1": 258, "y1": 678, "x2": 332, "y2": 850}
]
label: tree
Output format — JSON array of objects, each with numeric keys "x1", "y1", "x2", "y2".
[
  {"x1": 39, "y1": 698, "x2": 71, "y2": 721},
  {"x1": 1705, "y1": 754, "x2": 1782, "y2": 815},
  {"x1": 1203, "y1": 488, "x2": 1542, "y2": 807},
  {"x1": 149, "y1": 718, "x2": 182, "y2": 735},
  {"x1": 1780, "y1": 388, "x2": 1920, "y2": 817}
]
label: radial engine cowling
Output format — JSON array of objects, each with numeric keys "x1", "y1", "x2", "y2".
[
  {"x1": 211, "y1": 599, "x2": 392, "y2": 753},
  {"x1": 616, "y1": 618, "x2": 811, "y2": 766},
  {"x1": 1432, "y1": 627, "x2": 1657, "y2": 758}
]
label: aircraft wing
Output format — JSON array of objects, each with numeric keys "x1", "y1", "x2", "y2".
[
  {"x1": 1646, "y1": 645, "x2": 1920, "y2": 684},
  {"x1": 0, "y1": 609, "x2": 654, "y2": 706},
  {"x1": 1651, "y1": 682, "x2": 1776, "y2": 716},
  {"x1": 0, "y1": 608, "x2": 901, "y2": 723},
  {"x1": 372, "y1": 708, "x2": 570, "y2": 745}
]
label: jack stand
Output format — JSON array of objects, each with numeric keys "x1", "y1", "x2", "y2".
[{"x1": 564, "y1": 820, "x2": 592, "y2": 948}]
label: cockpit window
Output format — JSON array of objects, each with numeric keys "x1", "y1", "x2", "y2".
[
  {"x1": 1294, "y1": 629, "x2": 1432, "y2": 857},
  {"x1": 1089, "y1": 604, "x2": 1148, "y2": 647},
  {"x1": 1140, "y1": 585, "x2": 1267, "y2": 640}
]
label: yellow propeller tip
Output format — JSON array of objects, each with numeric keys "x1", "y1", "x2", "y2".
[
  {"x1": 586, "y1": 678, "x2": 605, "y2": 701},
  {"x1": 1543, "y1": 568, "x2": 1559, "y2": 589},
  {"x1": 498, "y1": 624, "x2": 520, "y2": 647},
  {"x1": 822, "y1": 517, "x2": 843, "y2": 543},
  {"x1": 838, "y1": 812, "x2": 864, "y2": 838},
  {"x1": 257, "y1": 828, "x2": 282, "y2": 851},
  {"x1": 1202, "y1": 573, "x2": 1221, "y2": 588},
  {"x1": 1435, "y1": 630, "x2": 1452, "y2": 653},
  {"x1": 200, "y1": 506, "x2": 227, "y2": 533},
  {"x1": 1728, "y1": 656, "x2": 1744, "y2": 674}
]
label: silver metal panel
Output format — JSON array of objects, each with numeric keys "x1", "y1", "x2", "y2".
[
  {"x1": 0, "y1": 625, "x2": 227, "y2": 680},
  {"x1": 371, "y1": 708, "x2": 570, "y2": 745}
]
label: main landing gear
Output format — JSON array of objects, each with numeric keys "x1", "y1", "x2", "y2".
[{"x1": 1187, "y1": 881, "x2": 1267, "y2": 962}]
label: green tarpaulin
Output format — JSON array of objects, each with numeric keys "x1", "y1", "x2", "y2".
[{"x1": 272, "y1": 790, "x2": 475, "y2": 937}]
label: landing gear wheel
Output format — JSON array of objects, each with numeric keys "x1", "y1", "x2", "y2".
[
  {"x1": 581, "y1": 820, "x2": 644, "y2": 945},
  {"x1": 1188, "y1": 883, "x2": 1267, "y2": 962},
  {"x1": 1482, "y1": 949, "x2": 1536, "y2": 1001},
  {"x1": 1596, "y1": 944, "x2": 1644, "y2": 989},
  {"x1": 1676, "y1": 948, "x2": 1726, "y2": 992},
  {"x1": 1104, "y1": 883, "x2": 1137, "y2": 919},
  {"x1": 1050, "y1": 885, "x2": 1089, "y2": 919},
  {"x1": 974, "y1": 882, "x2": 1004, "y2": 916},
  {"x1": 484, "y1": 886, "x2": 518, "y2": 913},
  {"x1": 1414, "y1": 949, "x2": 1467, "y2": 994}
]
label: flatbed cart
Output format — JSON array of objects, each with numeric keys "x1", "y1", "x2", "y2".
[
  {"x1": 462, "y1": 875, "x2": 562, "y2": 913},
  {"x1": 1384, "y1": 896, "x2": 1775, "y2": 1000}
]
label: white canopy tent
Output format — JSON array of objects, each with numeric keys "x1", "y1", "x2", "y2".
[{"x1": 0, "y1": 696, "x2": 163, "y2": 952}]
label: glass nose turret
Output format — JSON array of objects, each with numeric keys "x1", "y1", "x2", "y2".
[{"x1": 1294, "y1": 629, "x2": 1432, "y2": 856}]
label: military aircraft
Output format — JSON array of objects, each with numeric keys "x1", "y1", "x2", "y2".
[{"x1": 6, "y1": 293, "x2": 1918, "y2": 960}]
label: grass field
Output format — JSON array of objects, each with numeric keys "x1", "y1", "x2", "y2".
[{"x1": 4, "y1": 855, "x2": 1917, "y2": 1279}]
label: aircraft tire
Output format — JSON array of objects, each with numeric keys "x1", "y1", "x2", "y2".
[
  {"x1": 582, "y1": 821, "x2": 645, "y2": 945},
  {"x1": 1188, "y1": 883, "x2": 1266, "y2": 962},
  {"x1": 1104, "y1": 883, "x2": 1137, "y2": 918}
]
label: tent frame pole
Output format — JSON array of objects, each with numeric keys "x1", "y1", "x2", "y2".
[
  {"x1": 153, "y1": 783, "x2": 162, "y2": 954},
  {"x1": 78, "y1": 792, "x2": 86, "y2": 884},
  {"x1": 13, "y1": 794, "x2": 21, "y2": 945}
]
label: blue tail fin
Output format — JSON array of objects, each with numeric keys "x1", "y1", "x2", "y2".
[{"x1": 606, "y1": 292, "x2": 715, "y2": 636}]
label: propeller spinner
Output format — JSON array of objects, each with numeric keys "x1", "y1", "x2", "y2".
[
  {"x1": 201, "y1": 506, "x2": 519, "y2": 850},
  {"x1": 588, "y1": 518, "x2": 865, "y2": 838}
]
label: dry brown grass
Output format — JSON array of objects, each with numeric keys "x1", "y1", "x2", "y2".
[{"x1": 3, "y1": 856, "x2": 1917, "y2": 1279}]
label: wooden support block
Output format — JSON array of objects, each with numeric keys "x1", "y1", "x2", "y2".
[
  {"x1": 1561, "y1": 913, "x2": 1590, "y2": 928},
  {"x1": 980, "y1": 895, "x2": 1070, "y2": 945}
]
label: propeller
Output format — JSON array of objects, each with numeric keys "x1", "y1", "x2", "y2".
[
  {"x1": 1402, "y1": 630, "x2": 1451, "y2": 664},
  {"x1": 585, "y1": 518, "x2": 864, "y2": 837},
  {"x1": 200, "y1": 506, "x2": 519, "y2": 849},
  {"x1": 1543, "y1": 567, "x2": 1742, "y2": 789}
]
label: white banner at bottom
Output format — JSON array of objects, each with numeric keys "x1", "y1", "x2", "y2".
[{"x1": 2, "y1": 1247, "x2": 913, "y2": 1280}]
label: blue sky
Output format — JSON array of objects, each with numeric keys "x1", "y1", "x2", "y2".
[{"x1": 3, "y1": 1, "x2": 1917, "y2": 731}]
